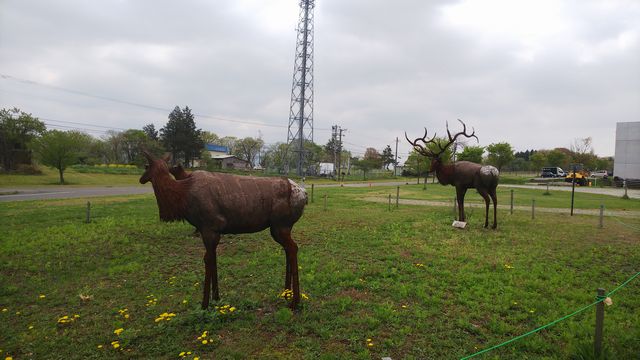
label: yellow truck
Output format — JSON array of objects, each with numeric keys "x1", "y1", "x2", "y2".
[{"x1": 565, "y1": 170, "x2": 590, "y2": 186}]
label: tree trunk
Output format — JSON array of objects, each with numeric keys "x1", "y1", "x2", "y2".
[{"x1": 58, "y1": 167, "x2": 65, "y2": 184}]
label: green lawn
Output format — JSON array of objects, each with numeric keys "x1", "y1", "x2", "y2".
[
  {"x1": 1, "y1": 185, "x2": 639, "y2": 359},
  {"x1": 0, "y1": 167, "x2": 144, "y2": 187}
]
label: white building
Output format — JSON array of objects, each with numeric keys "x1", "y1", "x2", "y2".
[{"x1": 614, "y1": 122, "x2": 640, "y2": 180}]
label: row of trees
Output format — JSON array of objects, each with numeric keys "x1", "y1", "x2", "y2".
[
  {"x1": 1, "y1": 106, "x2": 614, "y2": 183},
  {"x1": 401, "y1": 138, "x2": 613, "y2": 176}
]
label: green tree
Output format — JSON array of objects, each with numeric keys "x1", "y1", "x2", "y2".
[
  {"x1": 160, "y1": 106, "x2": 204, "y2": 166},
  {"x1": 323, "y1": 137, "x2": 340, "y2": 163},
  {"x1": 595, "y1": 157, "x2": 613, "y2": 171},
  {"x1": 510, "y1": 157, "x2": 529, "y2": 173},
  {"x1": 457, "y1": 145, "x2": 484, "y2": 163},
  {"x1": 570, "y1": 137, "x2": 598, "y2": 170},
  {"x1": 262, "y1": 142, "x2": 289, "y2": 172},
  {"x1": 120, "y1": 129, "x2": 149, "y2": 165},
  {"x1": 200, "y1": 131, "x2": 220, "y2": 145},
  {"x1": 530, "y1": 151, "x2": 547, "y2": 171},
  {"x1": 32, "y1": 130, "x2": 92, "y2": 184},
  {"x1": 352, "y1": 157, "x2": 379, "y2": 180},
  {"x1": 0, "y1": 107, "x2": 46, "y2": 171},
  {"x1": 404, "y1": 150, "x2": 429, "y2": 176},
  {"x1": 142, "y1": 124, "x2": 158, "y2": 141},
  {"x1": 547, "y1": 149, "x2": 569, "y2": 169},
  {"x1": 218, "y1": 136, "x2": 238, "y2": 155},
  {"x1": 235, "y1": 137, "x2": 264, "y2": 168},
  {"x1": 486, "y1": 142, "x2": 514, "y2": 171},
  {"x1": 303, "y1": 141, "x2": 324, "y2": 172},
  {"x1": 381, "y1": 145, "x2": 395, "y2": 170}
]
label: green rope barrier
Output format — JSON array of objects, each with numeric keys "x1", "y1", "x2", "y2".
[{"x1": 460, "y1": 271, "x2": 640, "y2": 360}]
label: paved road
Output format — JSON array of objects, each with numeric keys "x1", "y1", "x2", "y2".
[
  {"x1": 1, "y1": 181, "x2": 638, "y2": 202},
  {"x1": 0, "y1": 186, "x2": 153, "y2": 202}
]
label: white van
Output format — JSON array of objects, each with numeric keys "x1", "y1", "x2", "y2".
[{"x1": 541, "y1": 167, "x2": 566, "y2": 178}]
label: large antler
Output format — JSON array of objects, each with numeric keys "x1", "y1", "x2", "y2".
[
  {"x1": 404, "y1": 127, "x2": 439, "y2": 158},
  {"x1": 405, "y1": 119, "x2": 479, "y2": 159},
  {"x1": 444, "y1": 119, "x2": 478, "y2": 148}
]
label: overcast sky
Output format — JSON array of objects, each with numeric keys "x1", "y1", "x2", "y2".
[{"x1": 1, "y1": 0, "x2": 638, "y2": 160}]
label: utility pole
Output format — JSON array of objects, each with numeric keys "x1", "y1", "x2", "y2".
[
  {"x1": 337, "y1": 127, "x2": 345, "y2": 181},
  {"x1": 331, "y1": 125, "x2": 338, "y2": 177},
  {"x1": 394, "y1": 137, "x2": 399, "y2": 177}
]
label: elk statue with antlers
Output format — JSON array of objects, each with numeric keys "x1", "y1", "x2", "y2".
[{"x1": 406, "y1": 120, "x2": 499, "y2": 229}]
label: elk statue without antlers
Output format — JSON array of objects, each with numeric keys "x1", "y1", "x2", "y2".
[
  {"x1": 406, "y1": 120, "x2": 499, "y2": 229},
  {"x1": 140, "y1": 151, "x2": 307, "y2": 309},
  {"x1": 169, "y1": 163, "x2": 191, "y2": 180}
]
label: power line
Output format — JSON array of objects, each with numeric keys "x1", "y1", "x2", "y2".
[
  {"x1": 1, "y1": 73, "x2": 333, "y2": 131},
  {"x1": 41, "y1": 117, "x2": 128, "y2": 131}
]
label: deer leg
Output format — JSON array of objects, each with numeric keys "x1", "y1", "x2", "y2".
[
  {"x1": 490, "y1": 189, "x2": 498, "y2": 229},
  {"x1": 273, "y1": 227, "x2": 300, "y2": 309},
  {"x1": 477, "y1": 188, "x2": 491, "y2": 228},
  {"x1": 270, "y1": 227, "x2": 291, "y2": 290},
  {"x1": 456, "y1": 187, "x2": 468, "y2": 222},
  {"x1": 201, "y1": 230, "x2": 221, "y2": 309}
]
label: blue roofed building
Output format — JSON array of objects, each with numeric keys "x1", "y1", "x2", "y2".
[{"x1": 205, "y1": 144, "x2": 229, "y2": 156}]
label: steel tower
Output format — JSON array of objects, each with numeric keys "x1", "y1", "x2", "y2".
[{"x1": 286, "y1": 0, "x2": 315, "y2": 176}]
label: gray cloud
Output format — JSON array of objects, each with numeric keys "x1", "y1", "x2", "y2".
[{"x1": 1, "y1": 0, "x2": 638, "y2": 159}]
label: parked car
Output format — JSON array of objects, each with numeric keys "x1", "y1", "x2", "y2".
[
  {"x1": 541, "y1": 171, "x2": 555, "y2": 178},
  {"x1": 591, "y1": 170, "x2": 609, "y2": 179},
  {"x1": 541, "y1": 167, "x2": 566, "y2": 178}
]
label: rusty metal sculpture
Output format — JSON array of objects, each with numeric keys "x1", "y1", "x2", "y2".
[
  {"x1": 406, "y1": 120, "x2": 499, "y2": 229},
  {"x1": 169, "y1": 163, "x2": 191, "y2": 180},
  {"x1": 140, "y1": 151, "x2": 307, "y2": 309}
]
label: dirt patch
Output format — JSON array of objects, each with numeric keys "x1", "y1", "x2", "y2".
[{"x1": 333, "y1": 287, "x2": 371, "y2": 301}]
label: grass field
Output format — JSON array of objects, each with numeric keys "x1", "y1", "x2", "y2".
[
  {"x1": 0, "y1": 167, "x2": 537, "y2": 188},
  {"x1": 0, "y1": 167, "x2": 145, "y2": 187},
  {"x1": 1, "y1": 184, "x2": 639, "y2": 359}
]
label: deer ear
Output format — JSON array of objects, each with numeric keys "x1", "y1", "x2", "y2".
[
  {"x1": 162, "y1": 153, "x2": 172, "y2": 163},
  {"x1": 142, "y1": 149, "x2": 154, "y2": 163}
]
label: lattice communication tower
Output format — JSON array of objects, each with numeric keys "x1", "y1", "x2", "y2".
[{"x1": 286, "y1": 0, "x2": 315, "y2": 176}]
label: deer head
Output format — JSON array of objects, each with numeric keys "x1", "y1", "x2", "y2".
[
  {"x1": 405, "y1": 119, "x2": 478, "y2": 165},
  {"x1": 140, "y1": 150, "x2": 172, "y2": 184}
]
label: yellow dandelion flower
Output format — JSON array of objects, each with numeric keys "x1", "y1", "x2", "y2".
[
  {"x1": 2, "y1": 308, "x2": 7, "y2": 312},
  {"x1": 97, "y1": 345, "x2": 103, "y2": 349},
  {"x1": 28, "y1": 325, "x2": 34, "y2": 330},
  {"x1": 182, "y1": 300, "x2": 188, "y2": 304},
  {"x1": 202, "y1": 340, "x2": 208, "y2": 345},
  {"x1": 229, "y1": 307, "x2": 236, "y2": 312},
  {"x1": 39, "y1": 294, "x2": 46, "y2": 299},
  {"x1": 6, "y1": 357, "x2": 13, "y2": 360},
  {"x1": 367, "y1": 342, "x2": 374, "y2": 347},
  {"x1": 114, "y1": 328, "x2": 124, "y2": 336},
  {"x1": 194, "y1": 357, "x2": 200, "y2": 360},
  {"x1": 179, "y1": 351, "x2": 186, "y2": 357}
]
